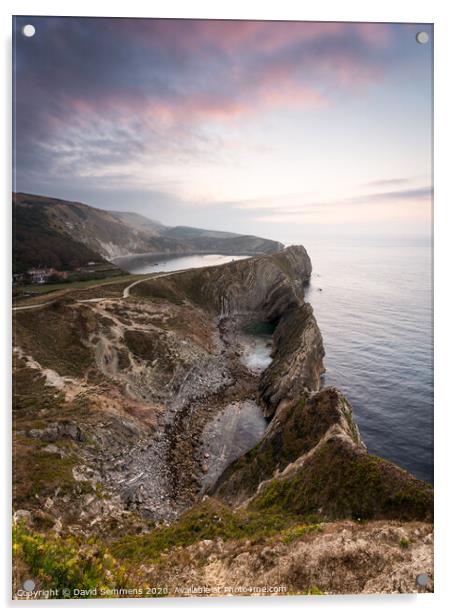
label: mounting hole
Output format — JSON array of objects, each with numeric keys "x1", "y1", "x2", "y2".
[
  {"x1": 22, "y1": 579, "x2": 35, "y2": 591},
  {"x1": 416, "y1": 573, "x2": 430, "y2": 587},
  {"x1": 22, "y1": 24, "x2": 36, "y2": 38},
  {"x1": 416, "y1": 31, "x2": 429, "y2": 44}
]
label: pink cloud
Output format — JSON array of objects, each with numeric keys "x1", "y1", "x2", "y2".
[
  {"x1": 108, "y1": 19, "x2": 392, "y2": 58},
  {"x1": 26, "y1": 19, "x2": 395, "y2": 152},
  {"x1": 55, "y1": 65, "x2": 328, "y2": 130},
  {"x1": 355, "y1": 22, "x2": 393, "y2": 47}
]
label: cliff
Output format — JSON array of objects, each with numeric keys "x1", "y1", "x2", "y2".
[
  {"x1": 212, "y1": 389, "x2": 433, "y2": 523},
  {"x1": 133, "y1": 245, "x2": 326, "y2": 403},
  {"x1": 12, "y1": 244, "x2": 433, "y2": 595},
  {"x1": 135, "y1": 244, "x2": 313, "y2": 314}
]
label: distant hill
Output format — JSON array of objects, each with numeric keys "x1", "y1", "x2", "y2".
[
  {"x1": 12, "y1": 193, "x2": 284, "y2": 273},
  {"x1": 161, "y1": 226, "x2": 239, "y2": 240},
  {"x1": 13, "y1": 195, "x2": 109, "y2": 273},
  {"x1": 109, "y1": 211, "x2": 166, "y2": 236}
]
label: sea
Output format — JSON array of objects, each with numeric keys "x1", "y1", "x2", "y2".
[
  {"x1": 117, "y1": 236, "x2": 433, "y2": 484},
  {"x1": 302, "y1": 235, "x2": 433, "y2": 484}
]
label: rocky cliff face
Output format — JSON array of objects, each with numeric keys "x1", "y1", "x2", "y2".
[
  {"x1": 259, "y1": 303, "x2": 325, "y2": 418},
  {"x1": 12, "y1": 245, "x2": 434, "y2": 596},
  {"x1": 168, "y1": 244, "x2": 314, "y2": 316},
  {"x1": 134, "y1": 245, "x2": 325, "y2": 406},
  {"x1": 212, "y1": 388, "x2": 433, "y2": 523},
  {"x1": 13, "y1": 246, "x2": 326, "y2": 523}
]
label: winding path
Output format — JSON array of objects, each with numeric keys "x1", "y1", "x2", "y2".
[
  {"x1": 122, "y1": 275, "x2": 158, "y2": 299},
  {"x1": 122, "y1": 268, "x2": 192, "y2": 298},
  {"x1": 13, "y1": 268, "x2": 191, "y2": 312},
  {"x1": 13, "y1": 300, "x2": 55, "y2": 312}
]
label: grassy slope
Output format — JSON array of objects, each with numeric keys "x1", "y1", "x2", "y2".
[
  {"x1": 212, "y1": 389, "x2": 358, "y2": 503},
  {"x1": 12, "y1": 358, "x2": 97, "y2": 523},
  {"x1": 14, "y1": 303, "x2": 95, "y2": 378},
  {"x1": 110, "y1": 499, "x2": 304, "y2": 563},
  {"x1": 13, "y1": 195, "x2": 108, "y2": 273},
  {"x1": 13, "y1": 274, "x2": 148, "y2": 306},
  {"x1": 13, "y1": 498, "x2": 320, "y2": 594},
  {"x1": 249, "y1": 437, "x2": 433, "y2": 522}
]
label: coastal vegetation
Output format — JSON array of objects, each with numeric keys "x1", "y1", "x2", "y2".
[{"x1": 12, "y1": 246, "x2": 434, "y2": 597}]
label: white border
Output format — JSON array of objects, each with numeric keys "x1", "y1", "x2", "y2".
[{"x1": 2, "y1": 1, "x2": 451, "y2": 614}]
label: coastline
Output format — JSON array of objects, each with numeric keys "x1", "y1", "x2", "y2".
[
  {"x1": 111, "y1": 250, "x2": 267, "y2": 266},
  {"x1": 12, "y1": 245, "x2": 433, "y2": 596}
]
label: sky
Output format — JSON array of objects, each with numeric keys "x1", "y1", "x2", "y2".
[{"x1": 13, "y1": 17, "x2": 433, "y2": 242}]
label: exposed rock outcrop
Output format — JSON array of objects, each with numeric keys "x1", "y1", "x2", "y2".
[
  {"x1": 212, "y1": 387, "x2": 433, "y2": 523},
  {"x1": 12, "y1": 243, "x2": 434, "y2": 596},
  {"x1": 133, "y1": 245, "x2": 326, "y2": 405},
  {"x1": 126, "y1": 516, "x2": 433, "y2": 595},
  {"x1": 259, "y1": 303, "x2": 325, "y2": 418},
  {"x1": 212, "y1": 388, "x2": 361, "y2": 505},
  {"x1": 153, "y1": 244, "x2": 314, "y2": 316}
]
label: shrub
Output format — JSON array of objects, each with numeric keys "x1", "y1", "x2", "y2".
[
  {"x1": 281, "y1": 524, "x2": 322, "y2": 544},
  {"x1": 13, "y1": 524, "x2": 129, "y2": 597}
]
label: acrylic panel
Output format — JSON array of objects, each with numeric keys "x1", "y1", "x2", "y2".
[{"x1": 12, "y1": 16, "x2": 433, "y2": 599}]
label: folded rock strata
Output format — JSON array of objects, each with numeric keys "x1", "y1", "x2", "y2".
[{"x1": 12, "y1": 245, "x2": 433, "y2": 595}]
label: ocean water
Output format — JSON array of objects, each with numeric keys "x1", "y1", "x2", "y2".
[
  {"x1": 114, "y1": 253, "x2": 250, "y2": 274},
  {"x1": 240, "y1": 321, "x2": 274, "y2": 374},
  {"x1": 302, "y1": 236, "x2": 433, "y2": 484}
]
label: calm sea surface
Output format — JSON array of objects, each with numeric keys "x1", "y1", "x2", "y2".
[
  {"x1": 114, "y1": 253, "x2": 250, "y2": 274},
  {"x1": 302, "y1": 236, "x2": 433, "y2": 484},
  {"x1": 121, "y1": 237, "x2": 433, "y2": 484}
]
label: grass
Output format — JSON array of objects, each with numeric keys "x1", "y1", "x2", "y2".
[
  {"x1": 13, "y1": 491, "x2": 431, "y2": 597},
  {"x1": 12, "y1": 496, "x2": 322, "y2": 596},
  {"x1": 13, "y1": 498, "x2": 329, "y2": 595},
  {"x1": 12, "y1": 359, "x2": 98, "y2": 513},
  {"x1": 215, "y1": 389, "x2": 432, "y2": 525},
  {"x1": 13, "y1": 524, "x2": 129, "y2": 596},
  {"x1": 111, "y1": 498, "x2": 302, "y2": 563},
  {"x1": 13, "y1": 302, "x2": 95, "y2": 378},
  {"x1": 281, "y1": 523, "x2": 323, "y2": 544},
  {"x1": 249, "y1": 438, "x2": 433, "y2": 522},
  {"x1": 13, "y1": 434, "x2": 93, "y2": 512},
  {"x1": 268, "y1": 252, "x2": 297, "y2": 279},
  {"x1": 302, "y1": 586, "x2": 324, "y2": 595},
  {"x1": 13, "y1": 274, "x2": 149, "y2": 304},
  {"x1": 132, "y1": 277, "x2": 185, "y2": 305},
  {"x1": 13, "y1": 361, "x2": 65, "y2": 417},
  {"x1": 214, "y1": 390, "x2": 352, "y2": 503}
]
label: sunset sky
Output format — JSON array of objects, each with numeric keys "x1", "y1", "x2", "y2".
[{"x1": 13, "y1": 17, "x2": 433, "y2": 241}]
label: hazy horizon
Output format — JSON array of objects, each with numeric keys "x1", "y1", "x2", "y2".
[{"x1": 13, "y1": 18, "x2": 432, "y2": 243}]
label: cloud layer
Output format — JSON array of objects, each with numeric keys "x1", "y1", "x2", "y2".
[{"x1": 13, "y1": 17, "x2": 432, "y2": 237}]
